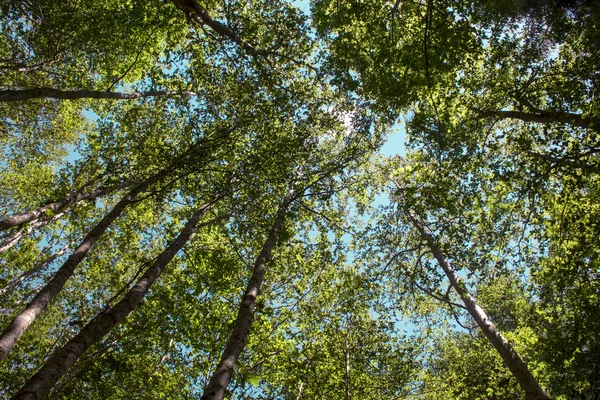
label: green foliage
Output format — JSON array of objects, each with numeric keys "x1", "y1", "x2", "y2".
[{"x1": 0, "y1": 0, "x2": 598, "y2": 398}]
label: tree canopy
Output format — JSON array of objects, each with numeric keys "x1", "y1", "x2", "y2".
[{"x1": 0, "y1": 0, "x2": 599, "y2": 398}]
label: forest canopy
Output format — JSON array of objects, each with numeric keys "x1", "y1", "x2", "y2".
[{"x1": 0, "y1": 0, "x2": 599, "y2": 399}]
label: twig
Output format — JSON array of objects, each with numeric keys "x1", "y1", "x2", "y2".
[{"x1": 295, "y1": 199, "x2": 352, "y2": 235}]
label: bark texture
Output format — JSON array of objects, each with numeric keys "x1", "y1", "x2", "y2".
[
  {"x1": 13, "y1": 203, "x2": 217, "y2": 400},
  {"x1": 411, "y1": 217, "x2": 550, "y2": 400},
  {"x1": 0, "y1": 184, "x2": 121, "y2": 232},
  {"x1": 0, "y1": 88, "x2": 196, "y2": 102},
  {"x1": 0, "y1": 173, "x2": 165, "y2": 361},
  {"x1": 201, "y1": 188, "x2": 295, "y2": 400},
  {"x1": 473, "y1": 108, "x2": 600, "y2": 131}
]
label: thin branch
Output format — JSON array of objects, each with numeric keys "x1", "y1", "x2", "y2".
[
  {"x1": 413, "y1": 281, "x2": 467, "y2": 310},
  {"x1": 106, "y1": 6, "x2": 163, "y2": 91},
  {"x1": 295, "y1": 199, "x2": 352, "y2": 235}
]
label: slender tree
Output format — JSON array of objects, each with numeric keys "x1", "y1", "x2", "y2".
[
  {"x1": 13, "y1": 200, "x2": 221, "y2": 400},
  {"x1": 409, "y1": 214, "x2": 549, "y2": 400},
  {"x1": 0, "y1": 170, "x2": 168, "y2": 360},
  {"x1": 201, "y1": 187, "x2": 295, "y2": 400}
]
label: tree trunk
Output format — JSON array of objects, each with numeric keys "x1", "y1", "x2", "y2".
[
  {"x1": 201, "y1": 187, "x2": 295, "y2": 400},
  {"x1": 0, "y1": 172, "x2": 166, "y2": 361},
  {"x1": 0, "y1": 243, "x2": 70, "y2": 297},
  {"x1": 0, "y1": 183, "x2": 122, "y2": 233},
  {"x1": 0, "y1": 88, "x2": 196, "y2": 102},
  {"x1": 473, "y1": 108, "x2": 600, "y2": 132},
  {"x1": 410, "y1": 216, "x2": 550, "y2": 400},
  {"x1": 13, "y1": 202, "x2": 219, "y2": 400}
]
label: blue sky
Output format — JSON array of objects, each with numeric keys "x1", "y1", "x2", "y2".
[{"x1": 381, "y1": 122, "x2": 407, "y2": 157}]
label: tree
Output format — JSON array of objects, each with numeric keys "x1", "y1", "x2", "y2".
[
  {"x1": 409, "y1": 214, "x2": 547, "y2": 399},
  {"x1": 14, "y1": 199, "x2": 220, "y2": 400},
  {"x1": 201, "y1": 186, "x2": 296, "y2": 400}
]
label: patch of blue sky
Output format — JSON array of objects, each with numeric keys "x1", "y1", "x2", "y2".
[
  {"x1": 290, "y1": 0, "x2": 311, "y2": 15},
  {"x1": 381, "y1": 121, "x2": 407, "y2": 158},
  {"x1": 60, "y1": 108, "x2": 100, "y2": 168}
]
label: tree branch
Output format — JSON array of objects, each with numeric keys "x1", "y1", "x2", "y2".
[
  {"x1": 471, "y1": 107, "x2": 600, "y2": 132},
  {"x1": 0, "y1": 88, "x2": 197, "y2": 102}
]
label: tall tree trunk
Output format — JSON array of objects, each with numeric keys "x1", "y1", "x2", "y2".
[
  {"x1": 0, "y1": 172, "x2": 166, "y2": 361},
  {"x1": 0, "y1": 211, "x2": 67, "y2": 256},
  {"x1": 13, "y1": 202, "x2": 219, "y2": 400},
  {"x1": 0, "y1": 243, "x2": 70, "y2": 297},
  {"x1": 0, "y1": 183, "x2": 123, "y2": 233},
  {"x1": 0, "y1": 88, "x2": 197, "y2": 102},
  {"x1": 201, "y1": 187, "x2": 295, "y2": 400},
  {"x1": 472, "y1": 108, "x2": 600, "y2": 132},
  {"x1": 410, "y1": 216, "x2": 550, "y2": 400}
]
